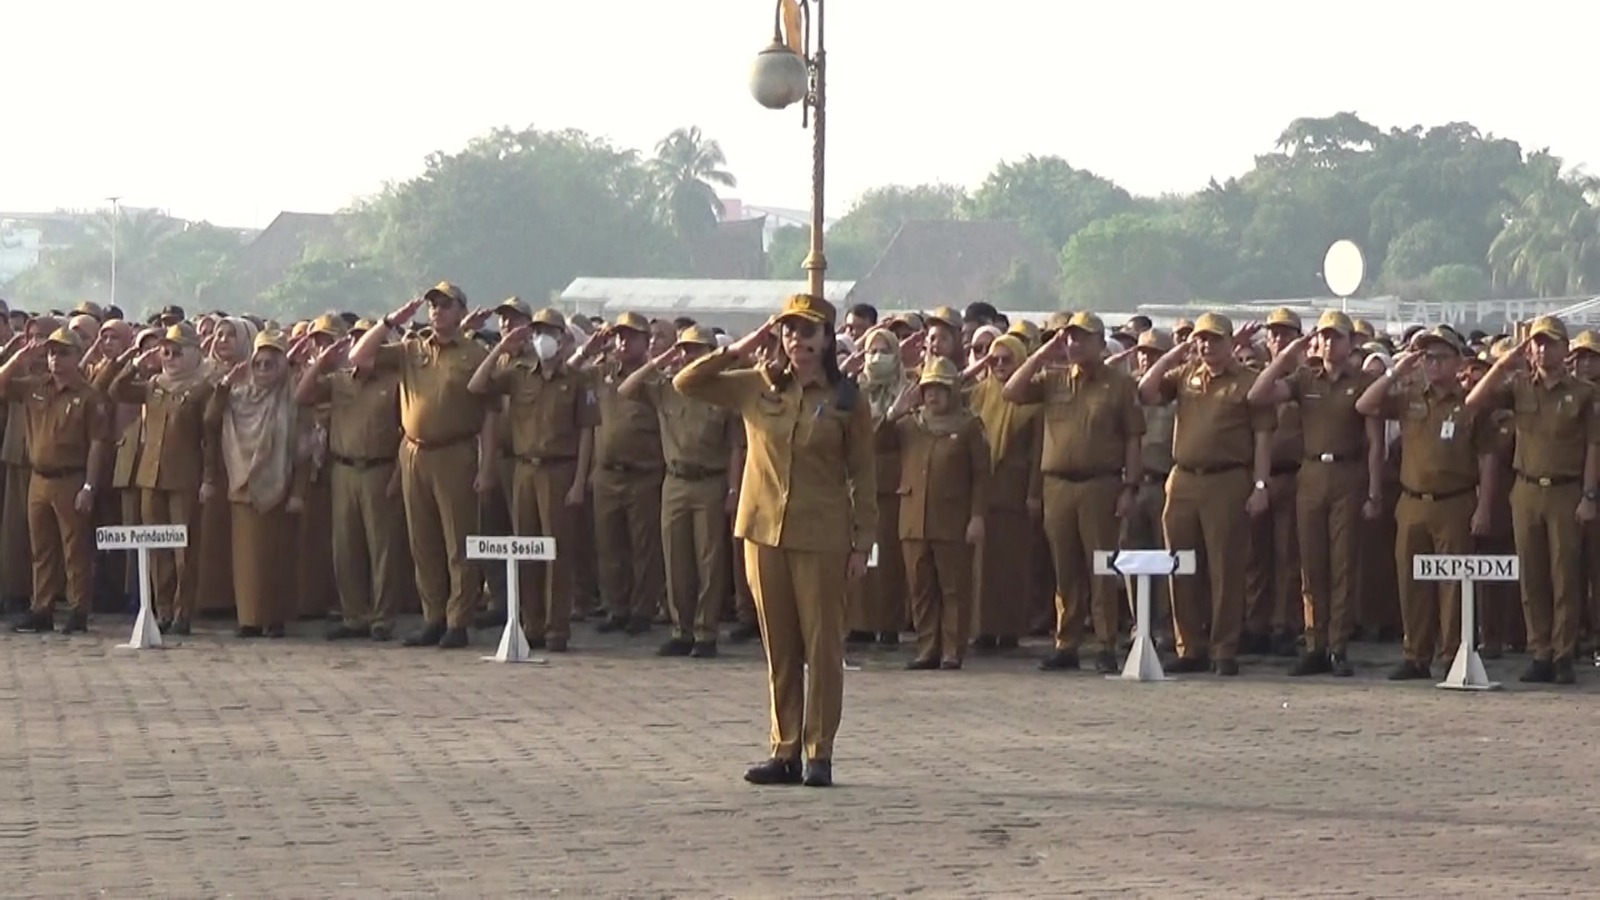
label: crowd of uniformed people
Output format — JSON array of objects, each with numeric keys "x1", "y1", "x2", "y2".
[{"x1": 2, "y1": 284, "x2": 1597, "y2": 780}]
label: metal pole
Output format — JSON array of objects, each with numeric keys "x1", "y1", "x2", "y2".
[
  {"x1": 801, "y1": 0, "x2": 827, "y2": 299},
  {"x1": 107, "y1": 197, "x2": 120, "y2": 308}
]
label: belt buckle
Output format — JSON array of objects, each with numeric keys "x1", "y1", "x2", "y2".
[
  {"x1": 1421, "y1": 492, "x2": 1436, "y2": 501},
  {"x1": 1538, "y1": 476, "x2": 1553, "y2": 487},
  {"x1": 1318, "y1": 453, "x2": 1334, "y2": 463}
]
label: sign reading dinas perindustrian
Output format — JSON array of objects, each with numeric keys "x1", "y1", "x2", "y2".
[
  {"x1": 95, "y1": 526, "x2": 189, "y2": 550},
  {"x1": 1411, "y1": 554, "x2": 1518, "y2": 582}
]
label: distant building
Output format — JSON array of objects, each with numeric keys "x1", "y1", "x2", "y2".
[
  {"x1": 719, "y1": 198, "x2": 836, "y2": 250},
  {"x1": 847, "y1": 219, "x2": 1060, "y2": 312},
  {"x1": 559, "y1": 277, "x2": 855, "y2": 334},
  {"x1": 204, "y1": 211, "x2": 353, "y2": 311},
  {"x1": 0, "y1": 223, "x2": 43, "y2": 284}
]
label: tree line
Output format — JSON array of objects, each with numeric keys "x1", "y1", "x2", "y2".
[{"x1": 9, "y1": 112, "x2": 1599, "y2": 319}]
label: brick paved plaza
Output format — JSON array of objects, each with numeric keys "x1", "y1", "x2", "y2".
[{"x1": 1, "y1": 619, "x2": 1595, "y2": 898}]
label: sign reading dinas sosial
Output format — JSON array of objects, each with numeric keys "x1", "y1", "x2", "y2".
[
  {"x1": 467, "y1": 536, "x2": 556, "y2": 561},
  {"x1": 1411, "y1": 554, "x2": 1518, "y2": 582},
  {"x1": 96, "y1": 526, "x2": 188, "y2": 550}
]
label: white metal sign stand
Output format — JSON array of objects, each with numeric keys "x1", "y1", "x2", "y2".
[
  {"x1": 466, "y1": 535, "x2": 556, "y2": 665},
  {"x1": 1413, "y1": 554, "x2": 1519, "y2": 691},
  {"x1": 1094, "y1": 549, "x2": 1197, "y2": 682},
  {"x1": 97, "y1": 525, "x2": 189, "y2": 650}
]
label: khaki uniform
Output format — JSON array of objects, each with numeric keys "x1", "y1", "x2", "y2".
[
  {"x1": 321, "y1": 368, "x2": 407, "y2": 630},
  {"x1": 1155, "y1": 361, "x2": 1277, "y2": 663},
  {"x1": 1478, "y1": 409, "x2": 1523, "y2": 652},
  {"x1": 196, "y1": 362, "x2": 238, "y2": 614},
  {"x1": 675, "y1": 350, "x2": 877, "y2": 764},
  {"x1": 970, "y1": 377, "x2": 1042, "y2": 642},
  {"x1": 846, "y1": 389, "x2": 908, "y2": 638},
  {"x1": 643, "y1": 377, "x2": 738, "y2": 645},
  {"x1": 485, "y1": 356, "x2": 598, "y2": 643},
  {"x1": 1245, "y1": 398, "x2": 1304, "y2": 649},
  {"x1": 97, "y1": 362, "x2": 144, "y2": 608},
  {"x1": 0, "y1": 396, "x2": 30, "y2": 604},
  {"x1": 590, "y1": 362, "x2": 666, "y2": 627},
  {"x1": 371, "y1": 334, "x2": 490, "y2": 631},
  {"x1": 883, "y1": 412, "x2": 989, "y2": 664},
  {"x1": 1122, "y1": 394, "x2": 1175, "y2": 638},
  {"x1": 85, "y1": 358, "x2": 126, "y2": 610},
  {"x1": 1377, "y1": 379, "x2": 1495, "y2": 666},
  {"x1": 1287, "y1": 366, "x2": 1376, "y2": 655},
  {"x1": 6, "y1": 376, "x2": 108, "y2": 616},
  {"x1": 1013, "y1": 363, "x2": 1146, "y2": 657},
  {"x1": 1491, "y1": 372, "x2": 1600, "y2": 663},
  {"x1": 104, "y1": 362, "x2": 210, "y2": 624},
  {"x1": 295, "y1": 401, "x2": 338, "y2": 619}
]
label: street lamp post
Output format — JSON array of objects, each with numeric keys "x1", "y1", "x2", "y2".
[
  {"x1": 749, "y1": 0, "x2": 827, "y2": 299},
  {"x1": 106, "y1": 196, "x2": 121, "y2": 308}
]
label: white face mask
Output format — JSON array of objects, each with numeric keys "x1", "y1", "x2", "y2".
[
  {"x1": 530, "y1": 333, "x2": 559, "y2": 362},
  {"x1": 866, "y1": 351, "x2": 897, "y2": 377}
]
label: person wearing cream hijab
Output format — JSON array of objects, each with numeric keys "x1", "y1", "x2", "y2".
[
  {"x1": 196, "y1": 314, "x2": 260, "y2": 615},
  {"x1": 967, "y1": 332, "x2": 1042, "y2": 649},
  {"x1": 845, "y1": 325, "x2": 909, "y2": 647},
  {"x1": 206, "y1": 330, "x2": 307, "y2": 638}
]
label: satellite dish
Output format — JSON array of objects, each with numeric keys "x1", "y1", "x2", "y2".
[{"x1": 1323, "y1": 240, "x2": 1366, "y2": 298}]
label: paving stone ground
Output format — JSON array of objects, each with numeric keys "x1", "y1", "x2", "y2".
[{"x1": 2, "y1": 615, "x2": 1598, "y2": 899}]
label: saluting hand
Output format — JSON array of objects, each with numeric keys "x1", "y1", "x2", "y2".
[
  {"x1": 1282, "y1": 334, "x2": 1311, "y2": 359},
  {"x1": 727, "y1": 318, "x2": 776, "y2": 361},
  {"x1": 840, "y1": 350, "x2": 866, "y2": 376},
  {"x1": 135, "y1": 346, "x2": 163, "y2": 373},
  {"x1": 1390, "y1": 351, "x2": 1422, "y2": 378},
  {"x1": 1234, "y1": 321, "x2": 1262, "y2": 345},
  {"x1": 221, "y1": 359, "x2": 250, "y2": 388},
  {"x1": 461, "y1": 307, "x2": 492, "y2": 332},
  {"x1": 498, "y1": 324, "x2": 532, "y2": 352},
  {"x1": 389, "y1": 297, "x2": 426, "y2": 327}
]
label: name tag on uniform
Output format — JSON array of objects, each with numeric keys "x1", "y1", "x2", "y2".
[{"x1": 1440, "y1": 419, "x2": 1455, "y2": 441}]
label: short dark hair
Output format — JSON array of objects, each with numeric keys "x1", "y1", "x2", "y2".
[
  {"x1": 963, "y1": 301, "x2": 999, "y2": 325},
  {"x1": 847, "y1": 303, "x2": 878, "y2": 324},
  {"x1": 105, "y1": 305, "x2": 125, "y2": 321},
  {"x1": 672, "y1": 316, "x2": 697, "y2": 330}
]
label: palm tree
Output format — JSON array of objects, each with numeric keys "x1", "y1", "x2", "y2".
[
  {"x1": 1488, "y1": 151, "x2": 1600, "y2": 296},
  {"x1": 650, "y1": 127, "x2": 738, "y2": 244}
]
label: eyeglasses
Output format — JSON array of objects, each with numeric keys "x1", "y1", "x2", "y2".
[{"x1": 1422, "y1": 352, "x2": 1456, "y2": 364}]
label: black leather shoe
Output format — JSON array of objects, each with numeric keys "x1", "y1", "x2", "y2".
[
  {"x1": 59, "y1": 612, "x2": 88, "y2": 635},
  {"x1": 690, "y1": 641, "x2": 718, "y2": 659},
  {"x1": 265, "y1": 624, "x2": 286, "y2": 639},
  {"x1": 1093, "y1": 651, "x2": 1118, "y2": 675},
  {"x1": 744, "y1": 757, "x2": 802, "y2": 785},
  {"x1": 657, "y1": 637, "x2": 694, "y2": 656},
  {"x1": 1554, "y1": 657, "x2": 1577, "y2": 685},
  {"x1": 13, "y1": 610, "x2": 53, "y2": 634},
  {"x1": 1329, "y1": 651, "x2": 1354, "y2": 677},
  {"x1": 235, "y1": 625, "x2": 263, "y2": 639},
  {"x1": 1520, "y1": 659, "x2": 1555, "y2": 683},
  {"x1": 971, "y1": 634, "x2": 998, "y2": 651},
  {"x1": 403, "y1": 622, "x2": 445, "y2": 647},
  {"x1": 802, "y1": 760, "x2": 833, "y2": 788},
  {"x1": 157, "y1": 617, "x2": 174, "y2": 633},
  {"x1": 729, "y1": 622, "x2": 760, "y2": 642},
  {"x1": 595, "y1": 615, "x2": 627, "y2": 634},
  {"x1": 1387, "y1": 661, "x2": 1431, "y2": 681},
  {"x1": 939, "y1": 659, "x2": 962, "y2": 671},
  {"x1": 1288, "y1": 651, "x2": 1332, "y2": 676},
  {"x1": 905, "y1": 656, "x2": 939, "y2": 670},
  {"x1": 1168, "y1": 655, "x2": 1209, "y2": 674},
  {"x1": 326, "y1": 623, "x2": 370, "y2": 641},
  {"x1": 624, "y1": 616, "x2": 652, "y2": 635},
  {"x1": 877, "y1": 631, "x2": 900, "y2": 647},
  {"x1": 845, "y1": 630, "x2": 874, "y2": 646},
  {"x1": 437, "y1": 628, "x2": 469, "y2": 649},
  {"x1": 1038, "y1": 649, "x2": 1079, "y2": 671},
  {"x1": 169, "y1": 619, "x2": 191, "y2": 636},
  {"x1": 369, "y1": 623, "x2": 393, "y2": 642},
  {"x1": 1212, "y1": 658, "x2": 1240, "y2": 676}
]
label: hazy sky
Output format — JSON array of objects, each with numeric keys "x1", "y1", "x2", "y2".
[{"x1": 7, "y1": 1, "x2": 1598, "y2": 229}]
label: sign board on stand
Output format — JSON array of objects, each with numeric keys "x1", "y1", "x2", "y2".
[
  {"x1": 467, "y1": 536, "x2": 556, "y2": 665},
  {"x1": 1093, "y1": 549, "x2": 1196, "y2": 682},
  {"x1": 1323, "y1": 240, "x2": 1366, "y2": 313},
  {"x1": 1412, "y1": 554, "x2": 1519, "y2": 691},
  {"x1": 96, "y1": 525, "x2": 188, "y2": 649}
]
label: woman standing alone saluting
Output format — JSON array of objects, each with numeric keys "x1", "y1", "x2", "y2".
[{"x1": 674, "y1": 294, "x2": 878, "y2": 788}]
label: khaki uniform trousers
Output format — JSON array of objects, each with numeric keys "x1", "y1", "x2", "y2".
[
  {"x1": 1359, "y1": 480, "x2": 1402, "y2": 637},
  {"x1": 399, "y1": 439, "x2": 482, "y2": 630},
  {"x1": 903, "y1": 539, "x2": 973, "y2": 663},
  {"x1": 27, "y1": 474, "x2": 92, "y2": 614},
  {"x1": 1245, "y1": 471, "x2": 1302, "y2": 641},
  {"x1": 295, "y1": 472, "x2": 337, "y2": 619},
  {"x1": 744, "y1": 542, "x2": 847, "y2": 762},
  {"x1": 1296, "y1": 460, "x2": 1364, "y2": 654},
  {"x1": 661, "y1": 471, "x2": 730, "y2": 644},
  {"x1": 1394, "y1": 491, "x2": 1474, "y2": 665},
  {"x1": 974, "y1": 506, "x2": 1034, "y2": 639},
  {"x1": 232, "y1": 499, "x2": 292, "y2": 628},
  {"x1": 510, "y1": 458, "x2": 581, "y2": 642},
  {"x1": 845, "y1": 492, "x2": 904, "y2": 634},
  {"x1": 1510, "y1": 479, "x2": 1585, "y2": 662},
  {"x1": 732, "y1": 539, "x2": 756, "y2": 626},
  {"x1": 592, "y1": 465, "x2": 666, "y2": 623},
  {"x1": 479, "y1": 456, "x2": 515, "y2": 612},
  {"x1": 331, "y1": 460, "x2": 407, "y2": 630},
  {"x1": 141, "y1": 489, "x2": 201, "y2": 622},
  {"x1": 2, "y1": 464, "x2": 31, "y2": 601},
  {"x1": 1043, "y1": 475, "x2": 1122, "y2": 653},
  {"x1": 197, "y1": 492, "x2": 236, "y2": 613},
  {"x1": 1163, "y1": 467, "x2": 1252, "y2": 661}
]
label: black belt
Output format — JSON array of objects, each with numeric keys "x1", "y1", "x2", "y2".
[
  {"x1": 1043, "y1": 470, "x2": 1120, "y2": 484},
  {"x1": 1399, "y1": 485, "x2": 1474, "y2": 502},
  {"x1": 404, "y1": 432, "x2": 475, "y2": 451},
  {"x1": 33, "y1": 465, "x2": 85, "y2": 480},
  {"x1": 1515, "y1": 472, "x2": 1580, "y2": 488},
  {"x1": 1173, "y1": 462, "x2": 1246, "y2": 476},
  {"x1": 514, "y1": 454, "x2": 576, "y2": 467},
  {"x1": 600, "y1": 462, "x2": 660, "y2": 475},
  {"x1": 333, "y1": 454, "x2": 394, "y2": 471},
  {"x1": 667, "y1": 463, "x2": 727, "y2": 481},
  {"x1": 1270, "y1": 462, "x2": 1301, "y2": 477},
  {"x1": 1304, "y1": 453, "x2": 1359, "y2": 464},
  {"x1": 1141, "y1": 470, "x2": 1169, "y2": 485}
]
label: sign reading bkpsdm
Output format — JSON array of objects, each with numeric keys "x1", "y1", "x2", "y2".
[{"x1": 1412, "y1": 554, "x2": 1519, "y2": 582}]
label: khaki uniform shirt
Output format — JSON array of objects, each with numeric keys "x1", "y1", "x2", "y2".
[
  {"x1": 1497, "y1": 371, "x2": 1600, "y2": 479},
  {"x1": 1156, "y1": 361, "x2": 1277, "y2": 469},
  {"x1": 1377, "y1": 379, "x2": 1494, "y2": 495},
  {"x1": 674, "y1": 350, "x2": 877, "y2": 553},
  {"x1": 107, "y1": 365, "x2": 209, "y2": 492},
  {"x1": 1288, "y1": 365, "x2": 1376, "y2": 462},
  {"x1": 591, "y1": 361, "x2": 664, "y2": 471},
  {"x1": 371, "y1": 334, "x2": 488, "y2": 445},
  {"x1": 884, "y1": 415, "x2": 990, "y2": 543},
  {"x1": 1011, "y1": 364, "x2": 1145, "y2": 475},
  {"x1": 327, "y1": 369, "x2": 404, "y2": 462},
  {"x1": 4, "y1": 377, "x2": 109, "y2": 474},
  {"x1": 485, "y1": 358, "x2": 598, "y2": 461}
]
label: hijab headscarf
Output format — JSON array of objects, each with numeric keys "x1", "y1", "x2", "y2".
[
  {"x1": 856, "y1": 326, "x2": 904, "y2": 424},
  {"x1": 210, "y1": 317, "x2": 259, "y2": 369},
  {"x1": 153, "y1": 338, "x2": 208, "y2": 393},
  {"x1": 220, "y1": 345, "x2": 298, "y2": 512},
  {"x1": 972, "y1": 334, "x2": 1038, "y2": 469}
]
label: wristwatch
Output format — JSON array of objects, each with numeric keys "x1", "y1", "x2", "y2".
[
  {"x1": 1586, "y1": 488, "x2": 1599, "y2": 502},
  {"x1": 1253, "y1": 479, "x2": 1267, "y2": 491}
]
